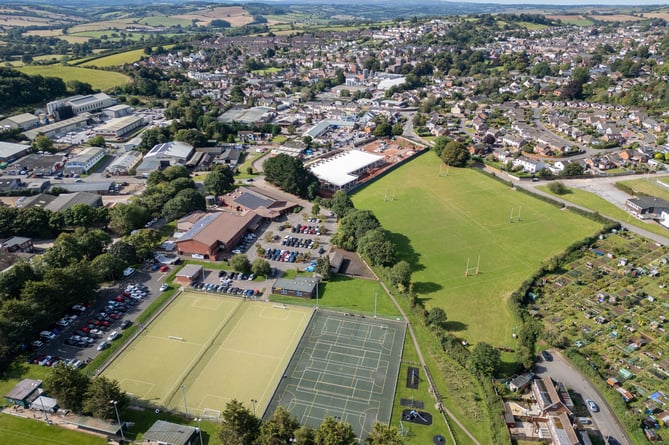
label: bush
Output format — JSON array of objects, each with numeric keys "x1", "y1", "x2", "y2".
[{"x1": 547, "y1": 181, "x2": 570, "y2": 195}]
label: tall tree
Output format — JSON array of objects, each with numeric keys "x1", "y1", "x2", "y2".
[
  {"x1": 204, "y1": 164, "x2": 235, "y2": 195},
  {"x1": 44, "y1": 363, "x2": 90, "y2": 413},
  {"x1": 469, "y1": 342, "x2": 501, "y2": 376},
  {"x1": 365, "y1": 423, "x2": 405, "y2": 445},
  {"x1": 256, "y1": 406, "x2": 300, "y2": 445},
  {"x1": 357, "y1": 228, "x2": 396, "y2": 266},
  {"x1": 263, "y1": 154, "x2": 320, "y2": 199},
  {"x1": 109, "y1": 203, "x2": 150, "y2": 235},
  {"x1": 440, "y1": 141, "x2": 470, "y2": 167},
  {"x1": 330, "y1": 191, "x2": 354, "y2": 219},
  {"x1": 84, "y1": 376, "x2": 128, "y2": 419},
  {"x1": 314, "y1": 417, "x2": 356, "y2": 445},
  {"x1": 218, "y1": 399, "x2": 261, "y2": 445}
]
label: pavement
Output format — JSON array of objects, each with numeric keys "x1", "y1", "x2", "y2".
[{"x1": 535, "y1": 349, "x2": 632, "y2": 445}]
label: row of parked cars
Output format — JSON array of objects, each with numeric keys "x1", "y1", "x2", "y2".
[
  {"x1": 281, "y1": 236, "x2": 317, "y2": 249},
  {"x1": 231, "y1": 233, "x2": 257, "y2": 255},
  {"x1": 292, "y1": 224, "x2": 321, "y2": 235},
  {"x1": 190, "y1": 281, "x2": 261, "y2": 298},
  {"x1": 266, "y1": 248, "x2": 300, "y2": 263}
]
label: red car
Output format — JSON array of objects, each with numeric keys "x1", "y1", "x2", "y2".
[
  {"x1": 100, "y1": 320, "x2": 111, "y2": 327},
  {"x1": 114, "y1": 295, "x2": 126, "y2": 302},
  {"x1": 159, "y1": 265, "x2": 169, "y2": 272},
  {"x1": 80, "y1": 326, "x2": 90, "y2": 333}
]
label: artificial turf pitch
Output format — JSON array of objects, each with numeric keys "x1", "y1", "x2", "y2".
[
  {"x1": 265, "y1": 310, "x2": 406, "y2": 439},
  {"x1": 102, "y1": 293, "x2": 313, "y2": 417}
]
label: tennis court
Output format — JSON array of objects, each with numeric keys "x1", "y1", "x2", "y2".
[
  {"x1": 265, "y1": 311, "x2": 406, "y2": 439},
  {"x1": 103, "y1": 293, "x2": 313, "y2": 417}
]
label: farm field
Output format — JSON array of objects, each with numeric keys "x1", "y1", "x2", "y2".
[
  {"x1": 545, "y1": 15, "x2": 594, "y2": 26},
  {"x1": 353, "y1": 153, "x2": 603, "y2": 347},
  {"x1": 172, "y1": 6, "x2": 254, "y2": 27},
  {"x1": 16, "y1": 65, "x2": 129, "y2": 90},
  {"x1": 79, "y1": 49, "x2": 148, "y2": 67},
  {"x1": 103, "y1": 293, "x2": 312, "y2": 418}
]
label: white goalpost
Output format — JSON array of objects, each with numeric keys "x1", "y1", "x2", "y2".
[
  {"x1": 465, "y1": 255, "x2": 480, "y2": 277},
  {"x1": 509, "y1": 206, "x2": 521, "y2": 223}
]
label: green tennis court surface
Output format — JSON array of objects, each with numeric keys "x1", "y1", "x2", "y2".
[
  {"x1": 103, "y1": 293, "x2": 313, "y2": 417},
  {"x1": 265, "y1": 311, "x2": 406, "y2": 439}
]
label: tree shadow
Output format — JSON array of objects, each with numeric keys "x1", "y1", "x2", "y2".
[
  {"x1": 412, "y1": 281, "x2": 442, "y2": 295},
  {"x1": 443, "y1": 321, "x2": 467, "y2": 332},
  {"x1": 388, "y1": 232, "x2": 424, "y2": 272}
]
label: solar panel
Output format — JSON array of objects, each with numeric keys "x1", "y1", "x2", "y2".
[{"x1": 236, "y1": 191, "x2": 273, "y2": 210}]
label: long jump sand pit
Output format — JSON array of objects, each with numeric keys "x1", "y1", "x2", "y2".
[{"x1": 103, "y1": 293, "x2": 313, "y2": 417}]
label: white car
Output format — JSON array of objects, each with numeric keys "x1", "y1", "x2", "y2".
[
  {"x1": 40, "y1": 331, "x2": 56, "y2": 340},
  {"x1": 122, "y1": 267, "x2": 136, "y2": 277},
  {"x1": 159, "y1": 283, "x2": 169, "y2": 292},
  {"x1": 107, "y1": 331, "x2": 119, "y2": 342}
]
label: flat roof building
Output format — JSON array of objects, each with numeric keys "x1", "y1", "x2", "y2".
[
  {"x1": 106, "y1": 150, "x2": 143, "y2": 175},
  {"x1": 0, "y1": 141, "x2": 31, "y2": 163},
  {"x1": 143, "y1": 420, "x2": 198, "y2": 445},
  {"x1": 22, "y1": 113, "x2": 91, "y2": 140},
  {"x1": 310, "y1": 149, "x2": 384, "y2": 192},
  {"x1": 95, "y1": 115, "x2": 144, "y2": 138},
  {"x1": 64, "y1": 146, "x2": 105, "y2": 175},
  {"x1": 47, "y1": 93, "x2": 114, "y2": 116},
  {"x1": 272, "y1": 276, "x2": 319, "y2": 298}
]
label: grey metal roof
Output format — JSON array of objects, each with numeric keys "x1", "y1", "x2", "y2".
[
  {"x1": 143, "y1": 420, "x2": 198, "y2": 445},
  {"x1": 5, "y1": 379, "x2": 41, "y2": 401},
  {"x1": 273, "y1": 276, "x2": 318, "y2": 293}
]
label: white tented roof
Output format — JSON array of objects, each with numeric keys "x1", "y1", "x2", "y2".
[{"x1": 310, "y1": 150, "x2": 383, "y2": 187}]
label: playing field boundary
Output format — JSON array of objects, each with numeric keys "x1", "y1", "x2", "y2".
[
  {"x1": 163, "y1": 297, "x2": 245, "y2": 408},
  {"x1": 260, "y1": 306, "x2": 317, "y2": 418},
  {"x1": 94, "y1": 287, "x2": 184, "y2": 377}
]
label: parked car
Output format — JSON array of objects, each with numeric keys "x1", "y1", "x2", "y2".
[
  {"x1": 97, "y1": 341, "x2": 109, "y2": 351},
  {"x1": 120, "y1": 320, "x2": 132, "y2": 329},
  {"x1": 541, "y1": 350, "x2": 553, "y2": 362},
  {"x1": 159, "y1": 283, "x2": 169, "y2": 292},
  {"x1": 586, "y1": 400, "x2": 599, "y2": 412},
  {"x1": 107, "y1": 331, "x2": 119, "y2": 342}
]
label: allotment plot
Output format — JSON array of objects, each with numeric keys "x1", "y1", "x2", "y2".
[
  {"x1": 103, "y1": 293, "x2": 312, "y2": 417},
  {"x1": 266, "y1": 311, "x2": 405, "y2": 439}
]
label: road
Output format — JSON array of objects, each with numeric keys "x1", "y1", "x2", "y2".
[
  {"x1": 505, "y1": 170, "x2": 669, "y2": 245},
  {"x1": 535, "y1": 350, "x2": 631, "y2": 445}
]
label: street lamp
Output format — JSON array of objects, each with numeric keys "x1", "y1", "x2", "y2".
[
  {"x1": 251, "y1": 399, "x2": 258, "y2": 417},
  {"x1": 194, "y1": 418, "x2": 204, "y2": 445},
  {"x1": 110, "y1": 400, "x2": 125, "y2": 441}
]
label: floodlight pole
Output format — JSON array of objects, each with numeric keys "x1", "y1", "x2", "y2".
[
  {"x1": 251, "y1": 399, "x2": 258, "y2": 417},
  {"x1": 110, "y1": 400, "x2": 125, "y2": 441},
  {"x1": 195, "y1": 417, "x2": 204, "y2": 445},
  {"x1": 181, "y1": 384, "x2": 189, "y2": 419},
  {"x1": 39, "y1": 395, "x2": 49, "y2": 423},
  {"x1": 374, "y1": 290, "x2": 377, "y2": 318}
]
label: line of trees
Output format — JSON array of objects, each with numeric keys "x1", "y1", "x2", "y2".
[{"x1": 218, "y1": 399, "x2": 404, "y2": 445}]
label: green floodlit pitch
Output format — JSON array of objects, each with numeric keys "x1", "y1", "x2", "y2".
[
  {"x1": 353, "y1": 153, "x2": 602, "y2": 346},
  {"x1": 266, "y1": 311, "x2": 405, "y2": 439},
  {"x1": 103, "y1": 293, "x2": 312, "y2": 417}
]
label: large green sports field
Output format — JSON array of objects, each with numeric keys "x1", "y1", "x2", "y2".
[
  {"x1": 16, "y1": 65, "x2": 130, "y2": 90},
  {"x1": 353, "y1": 153, "x2": 602, "y2": 346},
  {"x1": 103, "y1": 293, "x2": 312, "y2": 417}
]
